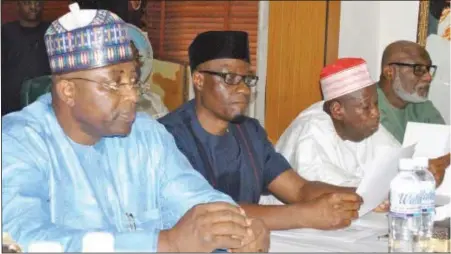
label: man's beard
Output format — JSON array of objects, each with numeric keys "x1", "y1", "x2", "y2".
[
  {"x1": 393, "y1": 76, "x2": 428, "y2": 103},
  {"x1": 230, "y1": 114, "x2": 246, "y2": 124}
]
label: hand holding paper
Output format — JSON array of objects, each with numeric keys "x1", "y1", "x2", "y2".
[
  {"x1": 372, "y1": 200, "x2": 390, "y2": 213},
  {"x1": 301, "y1": 192, "x2": 362, "y2": 230},
  {"x1": 356, "y1": 144, "x2": 416, "y2": 217},
  {"x1": 429, "y1": 152, "x2": 450, "y2": 187}
]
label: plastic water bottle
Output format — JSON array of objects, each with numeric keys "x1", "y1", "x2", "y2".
[
  {"x1": 389, "y1": 158, "x2": 422, "y2": 252},
  {"x1": 413, "y1": 157, "x2": 436, "y2": 252}
]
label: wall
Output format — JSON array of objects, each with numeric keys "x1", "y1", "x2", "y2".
[
  {"x1": 251, "y1": 1, "x2": 269, "y2": 125},
  {"x1": 339, "y1": 1, "x2": 450, "y2": 123},
  {"x1": 264, "y1": 1, "x2": 341, "y2": 142},
  {"x1": 338, "y1": 1, "x2": 420, "y2": 80}
]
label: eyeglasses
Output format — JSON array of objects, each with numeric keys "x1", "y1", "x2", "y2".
[
  {"x1": 68, "y1": 77, "x2": 142, "y2": 95},
  {"x1": 388, "y1": 62, "x2": 437, "y2": 77},
  {"x1": 198, "y1": 70, "x2": 259, "y2": 87}
]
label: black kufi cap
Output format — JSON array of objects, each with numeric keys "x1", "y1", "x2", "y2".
[{"x1": 188, "y1": 31, "x2": 250, "y2": 72}]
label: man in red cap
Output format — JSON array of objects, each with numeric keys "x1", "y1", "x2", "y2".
[
  {"x1": 273, "y1": 58, "x2": 399, "y2": 191},
  {"x1": 160, "y1": 31, "x2": 364, "y2": 231},
  {"x1": 271, "y1": 57, "x2": 448, "y2": 206}
]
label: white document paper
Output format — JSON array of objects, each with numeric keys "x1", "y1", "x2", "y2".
[
  {"x1": 352, "y1": 212, "x2": 388, "y2": 230},
  {"x1": 356, "y1": 144, "x2": 416, "y2": 217},
  {"x1": 403, "y1": 122, "x2": 451, "y2": 196},
  {"x1": 403, "y1": 122, "x2": 450, "y2": 157},
  {"x1": 270, "y1": 212, "x2": 389, "y2": 252},
  {"x1": 271, "y1": 224, "x2": 386, "y2": 243}
]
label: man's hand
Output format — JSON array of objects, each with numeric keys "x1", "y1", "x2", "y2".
[
  {"x1": 373, "y1": 200, "x2": 390, "y2": 213},
  {"x1": 166, "y1": 202, "x2": 253, "y2": 252},
  {"x1": 230, "y1": 219, "x2": 270, "y2": 253},
  {"x1": 429, "y1": 153, "x2": 450, "y2": 187},
  {"x1": 302, "y1": 192, "x2": 362, "y2": 230}
]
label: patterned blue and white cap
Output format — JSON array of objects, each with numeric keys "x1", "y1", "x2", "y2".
[{"x1": 44, "y1": 3, "x2": 134, "y2": 74}]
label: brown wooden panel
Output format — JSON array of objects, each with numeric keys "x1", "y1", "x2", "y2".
[
  {"x1": 146, "y1": 0, "x2": 162, "y2": 56},
  {"x1": 1, "y1": 2, "x2": 17, "y2": 24},
  {"x1": 265, "y1": 1, "x2": 329, "y2": 142},
  {"x1": 42, "y1": 1, "x2": 70, "y2": 23},
  {"x1": 145, "y1": 0, "x2": 258, "y2": 70},
  {"x1": 325, "y1": 0, "x2": 341, "y2": 65},
  {"x1": 229, "y1": 1, "x2": 258, "y2": 72}
]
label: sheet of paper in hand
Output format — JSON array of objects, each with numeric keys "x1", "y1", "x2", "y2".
[
  {"x1": 356, "y1": 144, "x2": 416, "y2": 217},
  {"x1": 403, "y1": 122, "x2": 450, "y2": 157},
  {"x1": 403, "y1": 122, "x2": 451, "y2": 196}
]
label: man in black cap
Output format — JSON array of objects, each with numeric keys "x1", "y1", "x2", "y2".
[{"x1": 159, "y1": 31, "x2": 365, "y2": 231}]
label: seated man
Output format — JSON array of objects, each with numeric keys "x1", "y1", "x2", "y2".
[
  {"x1": 377, "y1": 40, "x2": 445, "y2": 141},
  {"x1": 1, "y1": 5, "x2": 268, "y2": 252},
  {"x1": 159, "y1": 31, "x2": 364, "y2": 231},
  {"x1": 377, "y1": 40, "x2": 450, "y2": 185},
  {"x1": 275, "y1": 58, "x2": 400, "y2": 187},
  {"x1": 2, "y1": 0, "x2": 51, "y2": 116}
]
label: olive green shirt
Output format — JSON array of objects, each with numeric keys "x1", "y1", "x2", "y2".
[{"x1": 377, "y1": 86, "x2": 445, "y2": 143}]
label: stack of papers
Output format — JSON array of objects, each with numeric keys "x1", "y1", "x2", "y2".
[
  {"x1": 270, "y1": 213, "x2": 389, "y2": 252},
  {"x1": 271, "y1": 224, "x2": 386, "y2": 243}
]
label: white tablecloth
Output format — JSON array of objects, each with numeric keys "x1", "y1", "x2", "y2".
[{"x1": 269, "y1": 212, "x2": 389, "y2": 252}]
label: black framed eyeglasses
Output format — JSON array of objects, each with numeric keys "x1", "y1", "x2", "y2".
[
  {"x1": 388, "y1": 62, "x2": 437, "y2": 78},
  {"x1": 198, "y1": 70, "x2": 259, "y2": 87},
  {"x1": 68, "y1": 77, "x2": 143, "y2": 95}
]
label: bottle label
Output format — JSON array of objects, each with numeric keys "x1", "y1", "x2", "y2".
[
  {"x1": 390, "y1": 187, "x2": 421, "y2": 215},
  {"x1": 389, "y1": 211, "x2": 421, "y2": 218},
  {"x1": 418, "y1": 182, "x2": 435, "y2": 212}
]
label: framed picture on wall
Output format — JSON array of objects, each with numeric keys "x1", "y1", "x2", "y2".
[
  {"x1": 417, "y1": 0, "x2": 451, "y2": 125},
  {"x1": 417, "y1": 0, "x2": 450, "y2": 46}
]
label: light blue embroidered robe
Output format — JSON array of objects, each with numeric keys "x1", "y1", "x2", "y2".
[{"x1": 2, "y1": 93, "x2": 235, "y2": 252}]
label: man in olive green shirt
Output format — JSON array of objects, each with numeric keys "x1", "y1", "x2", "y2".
[
  {"x1": 377, "y1": 40, "x2": 445, "y2": 143},
  {"x1": 377, "y1": 40, "x2": 449, "y2": 186}
]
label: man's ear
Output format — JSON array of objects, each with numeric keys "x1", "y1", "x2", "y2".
[
  {"x1": 382, "y1": 65, "x2": 394, "y2": 81},
  {"x1": 54, "y1": 78, "x2": 76, "y2": 107},
  {"x1": 330, "y1": 100, "x2": 345, "y2": 121},
  {"x1": 192, "y1": 72, "x2": 205, "y2": 92}
]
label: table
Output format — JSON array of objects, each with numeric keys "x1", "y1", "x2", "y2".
[
  {"x1": 269, "y1": 212, "x2": 450, "y2": 252},
  {"x1": 269, "y1": 212, "x2": 388, "y2": 252}
]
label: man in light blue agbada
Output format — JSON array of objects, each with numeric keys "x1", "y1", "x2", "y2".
[{"x1": 1, "y1": 4, "x2": 268, "y2": 252}]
